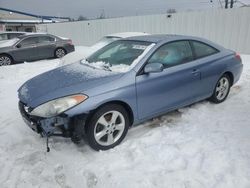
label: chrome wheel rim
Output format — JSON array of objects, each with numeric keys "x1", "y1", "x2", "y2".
[
  {"x1": 94, "y1": 111, "x2": 125, "y2": 146},
  {"x1": 215, "y1": 77, "x2": 229, "y2": 100},
  {"x1": 55, "y1": 49, "x2": 65, "y2": 58},
  {"x1": 0, "y1": 56, "x2": 11, "y2": 66}
]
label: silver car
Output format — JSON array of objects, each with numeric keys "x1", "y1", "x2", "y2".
[{"x1": 0, "y1": 33, "x2": 75, "y2": 66}]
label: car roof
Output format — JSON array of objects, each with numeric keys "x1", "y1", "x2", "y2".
[
  {"x1": 123, "y1": 34, "x2": 224, "y2": 50},
  {"x1": 124, "y1": 34, "x2": 196, "y2": 43},
  {"x1": 0, "y1": 31, "x2": 27, "y2": 34},
  {"x1": 17, "y1": 33, "x2": 51, "y2": 39},
  {"x1": 106, "y1": 32, "x2": 149, "y2": 38}
]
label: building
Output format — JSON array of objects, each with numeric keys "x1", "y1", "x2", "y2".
[{"x1": 0, "y1": 7, "x2": 70, "y2": 32}]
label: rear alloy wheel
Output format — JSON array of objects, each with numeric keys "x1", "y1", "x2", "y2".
[
  {"x1": 210, "y1": 74, "x2": 231, "y2": 103},
  {"x1": 55, "y1": 48, "x2": 66, "y2": 58},
  {"x1": 0, "y1": 55, "x2": 13, "y2": 66},
  {"x1": 86, "y1": 104, "x2": 129, "y2": 151}
]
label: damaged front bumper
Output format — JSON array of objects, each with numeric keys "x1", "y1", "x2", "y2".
[
  {"x1": 19, "y1": 101, "x2": 88, "y2": 151},
  {"x1": 19, "y1": 101, "x2": 73, "y2": 137}
]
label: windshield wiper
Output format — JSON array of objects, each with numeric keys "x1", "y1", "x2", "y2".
[{"x1": 81, "y1": 59, "x2": 112, "y2": 71}]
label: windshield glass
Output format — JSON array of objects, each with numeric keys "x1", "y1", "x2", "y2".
[
  {"x1": 86, "y1": 40, "x2": 152, "y2": 72},
  {"x1": 0, "y1": 38, "x2": 19, "y2": 47},
  {"x1": 90, "y1": 36, "x2": 120, "y2": 51}
]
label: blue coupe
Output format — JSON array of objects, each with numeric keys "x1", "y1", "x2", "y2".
[{"x1": 18, "y1": 35, "x2": 243, "y2": 151}]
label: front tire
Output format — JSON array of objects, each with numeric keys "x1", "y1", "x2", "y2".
[
  {"x1": 209, "y1": 74, "x2": 231, "y2": 103},
  {"x1": 0, "y1": 55, "x2": 13, "y2": 66},
  {"x1": 54, "y1": 48, "x2": 66, "y2": 58},
  {"x1": 86, "y1": 104, "x2": 130, "y2": 151}
]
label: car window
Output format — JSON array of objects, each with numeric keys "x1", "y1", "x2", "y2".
[
  {"x1": 148, "y1": 41, "x2": 193, "y2": 68},
  {"x1": 38, "y1": 36, "x2": 55, "y2": 44},
  {"x1": 191, "y1": 41, "x2": 218, "y2": 59},
  {"x1": 0, "y1": 34, "x2": 8, "y2": 41},
  {"x1": 19, "y1": 37, "x2": 38, "y2": 46}
]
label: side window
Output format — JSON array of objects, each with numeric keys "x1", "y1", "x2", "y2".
[
  {"x1": 148, "y1": 41, "x2": 193, "y2": 68},
  {"x1": 38, "y1": 36, "x2": 55, "y2": 44},
  {"x1": 19, "y1": 37, "x2": 38, "y2": 46},
  {"x1": 191, "y1": 41, "x2": 218, "y2": 59}
]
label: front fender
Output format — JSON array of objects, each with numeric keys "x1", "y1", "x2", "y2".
[{"x1": 64, "y1": 83, "x2": 138, "y2": 123}]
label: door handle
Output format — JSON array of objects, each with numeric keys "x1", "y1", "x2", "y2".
[
  {"x1": 192, "y1": 69, "x2": 200, "y2": 74},
  {"x1": 192, "y1": 69, "x2": 200, "y2": 75}
]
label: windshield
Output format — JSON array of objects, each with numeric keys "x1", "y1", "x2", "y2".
[
  {"x1": 0, "y1": 38, "x2": 19, "y2": 47},
  {"x1": 90, "y1": 36, "x2": 120, "y2": 51},
  {"x1": 86, "y1": 40, "x2": 152, "y2": 72}
]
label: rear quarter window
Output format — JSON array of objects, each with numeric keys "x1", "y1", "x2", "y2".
[{"x1": 191, "y1": 41, "x2": 219, "y2": 59}]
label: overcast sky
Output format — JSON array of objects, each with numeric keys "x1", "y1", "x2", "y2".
[{"x1": 1, "y1": 0, "x2": 250, "y2": 19}]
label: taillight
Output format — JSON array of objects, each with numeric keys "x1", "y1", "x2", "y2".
[
  {"x1": 67, "y1": 39, "x2": 73, "y2": 45},
  {"x1": 235, "y1": 52, "x2": 241, "y2": 62}
]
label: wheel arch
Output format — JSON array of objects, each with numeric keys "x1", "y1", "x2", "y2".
[
  {"x1": 0, "y1": 53, "x2": 14, "y2": 61},
  {"x1": 55, "y1": 47, "x2": 66, "y2": 52},
  {"x1": 223, "y1": 71, "x2": 234, "y2": 86},
  {"x1": 54, "y1": 47, "x2": 67, "y2": 57},
  {"x1": 85, "y1": 100, "x2": 134, "y2": 129}
]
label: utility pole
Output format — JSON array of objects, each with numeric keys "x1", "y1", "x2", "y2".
[
  {"x1": 225, "y1": 0, "x2": 229, "y2": 8},
  {"x1": 230, "y1": 0, "x2": 234, "y2": 8}
]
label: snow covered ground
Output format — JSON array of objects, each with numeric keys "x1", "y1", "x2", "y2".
[{"x1": 0, "y1": 56, "x2": 249, "y2": 188}]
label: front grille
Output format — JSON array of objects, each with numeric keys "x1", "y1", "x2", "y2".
[{"x1": 18, "y1": 101, "x2": 41, "y2": 133}]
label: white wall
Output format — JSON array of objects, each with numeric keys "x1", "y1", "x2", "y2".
[{"x1": 37, "y1": 7, "x2": 250, "y2": 54}]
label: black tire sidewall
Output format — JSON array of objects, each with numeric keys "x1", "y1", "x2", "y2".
[
  {"x1": 210, "y1": 74, "x2": 231, "y2": 103},
  {"x1": 86, "y1": 104, "x2": 130, "y2": 151}
]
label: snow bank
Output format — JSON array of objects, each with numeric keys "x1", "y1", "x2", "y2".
[{"x1": 0, "y1": 56, "x2": 249, "y2": 187}]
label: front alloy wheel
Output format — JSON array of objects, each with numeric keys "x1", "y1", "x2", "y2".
[
  {"x1": 86, "y1": 104, "x2": 129, "y2": 150},
  {"x1": 0, "y1": 55, "x2": 12, "y2": 66},
  {"x1": 210, "y1": 74, "x2": 231, "y2": 103}
]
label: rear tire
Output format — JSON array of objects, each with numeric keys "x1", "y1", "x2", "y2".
[
  {"x1": 0, "y1": 54, "x2": 13, "y2": 66},
  {"x1": 54, "y1": 48, "x2": 66, "y2": 58},
  {"x1": 209, "y1": 74, "x2": 231, "y2": 103},
  {"x1": 86, "y1": 104, "x2": 130, "y2": 151}
]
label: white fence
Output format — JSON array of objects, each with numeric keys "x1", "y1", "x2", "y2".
[{"x1": 37, "y1": 7, "x2": 250, "y2": 54}]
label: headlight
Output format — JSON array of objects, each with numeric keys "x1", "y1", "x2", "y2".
[{"x1": 30, "y1": 94, "x2": 88, "y2": 118}]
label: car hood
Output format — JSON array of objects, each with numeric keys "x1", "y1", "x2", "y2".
[{"x1": 18, "y1": 62, "x2": 123, "y2": 107}]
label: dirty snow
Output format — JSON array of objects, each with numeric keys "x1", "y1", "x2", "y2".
[{"x1": 0, "y1": 56, "x2": 250, "y2": 188}]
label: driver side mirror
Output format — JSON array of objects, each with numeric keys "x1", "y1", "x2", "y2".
[
  {"x1": 16, "y1": 44, "x2": 21, "y2": 48},
  {"x1": 144, "y1": 63, "x2": 164, "y2": 74}
]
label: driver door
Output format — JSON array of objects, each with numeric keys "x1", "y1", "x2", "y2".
[
  {"x1": 136, "y1": 40, "x2": 202, "y2": 119},
  {"x1": 12, "y1": 36, "x2": 38, "y2": 62}
]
